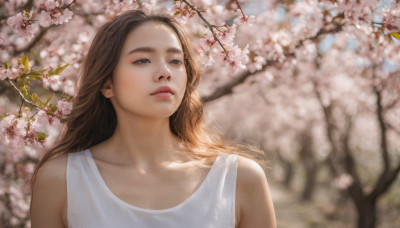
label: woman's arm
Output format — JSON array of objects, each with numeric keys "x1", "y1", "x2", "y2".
[
  {"x1": 236, "y1": 156, "x2": 277, "y2": 228},
  {"x1": 30, "y1": 155, "x2": 68, "y2": 228}
]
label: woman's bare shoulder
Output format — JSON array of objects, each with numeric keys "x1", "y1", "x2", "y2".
[
  {"x1": 236, "y1": 155, "x2": 267, "y2": 185},
  {"x1": 35, "y1": 154, "x2": 69, "y2": 184},
  {"x1": 236, "y1": 155, "x2": 276, "y2": 228},
  {"x1": 31, "y1": 153, "x2": 68, "y2": 228}
]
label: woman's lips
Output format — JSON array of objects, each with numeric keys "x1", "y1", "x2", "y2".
[
  {"x1": 152, "y1": 92, "x2": 172, "y2": 98},
  {"x1": 151, "y1": 86, "x2": 174, "y2": 95}
]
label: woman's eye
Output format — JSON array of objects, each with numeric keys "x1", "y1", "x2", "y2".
[
  {"x1": 170, "y1": 59, "x2": 183, "y2": 65},
  {"x1": 133, "y1": 59, "x2": 150, "y2": 64}
]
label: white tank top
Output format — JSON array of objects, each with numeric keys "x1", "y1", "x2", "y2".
[{"x1": 67, "y1": 149, "x2": 238, "y2": 228}]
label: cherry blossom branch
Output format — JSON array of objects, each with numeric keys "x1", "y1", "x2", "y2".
[
  {"x1": 7, "y1": 79, "x2": 42, "y2": 110},
  {"x1": 180, "y1": 0, "x2": 230, "y2": 58},
  {"x1": 295, "y1": 13, "x2": 344, "y2": 49},
  {"x1": 0, "y1": 0, "x2": 34, "y2": 20},
  {"x1": 202, "y1": 22, "x2": 345, "y2": 103},
  {"x1": 233, "y1": 0, "x2": 246, "y2": 19},
  {"x1": 13, "y1": 27, "x2": 50, "y2": 56},
  {"x1": 202, "y1": 60, "x2": 274, "y2": 103},
  {"x1": 64, "y1": 0, "x2": 76, "y2": 9}
]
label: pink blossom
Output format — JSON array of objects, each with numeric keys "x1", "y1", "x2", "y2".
[
  {"x1": 7, "y1": 11, "x2": 38, "y2": 40},
  {"x1": 169, "y1": 1, "x2": 195, "y2": 23},
  {"x1": 57, "y1": 100, "x2": 73, "y2": 115},
  {"x1": 32, "y1": 110, "x2": 50, "y2": 132},
  {"x1": 215, "y1": 45, "x2": 249, "y2": 74},
  {"x1": 1, "y1": 114, "x2": 17, "y2": 129},
  {"x1": 0, "y1": 114, "x2": 26, "y2": 151},
  {"x1": 199, "y1": 33, "x2": 215, "y2": 51},
  {"x1": 199, "y1": 50, "x2": 215, "y2": 67},
  {"x1": 39, "y1": 1, "x2": 74, "y2": 27},
  {"x1": 15, "y1": 119, "x2": 28, "y2": 137},
  {"x1": 217, "y1": 24, "x2": 236, "y2": 47},
  {"x1": 336, "y1": 0, "x2": 377, "y2": 25},
  {"x1": 227, "y1": 45, "x2": 249, "y2": 74},
  {"x1": 39, "y1": 11, "x2": 52, "y2": 27},
  {"x1": 382, "y1": 7, "x2": 400, "y2": 33},
  {"x1": 1, "y1": 65, "x2": 24, "y2": 80},
  {"x1": 235, "y1": 14, "x2": 256, "y2": 26},
  {"x1": 42, "y1": 74, "x2": 63, "y2": 91},
  {"x1": 43, "y1": 0, "x2": 60, "y2": 10}
]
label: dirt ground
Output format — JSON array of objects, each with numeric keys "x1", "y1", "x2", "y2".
[{"x1": 269, "y1": 180, "x2": 400, "y2": 228}]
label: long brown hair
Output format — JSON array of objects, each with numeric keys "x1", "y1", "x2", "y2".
[{"x1": 32, "y1": 10, "x2": 266, "y2": 184}]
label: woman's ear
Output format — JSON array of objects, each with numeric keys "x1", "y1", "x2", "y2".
[{"x1": 101, "y1": 79, "x2": 114, "y2": 98}]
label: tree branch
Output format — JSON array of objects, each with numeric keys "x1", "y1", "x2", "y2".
[
  {"x1": 201, "y1": 20, "x2": 344, "y2": 104},
  {"x1": 374, "y1": 86, "x2": 390, "y2": 172},
  {"x1": 0, "y1": 0, "x2": 34, "y2": 20},
  {"x1": 369, "y1": 158, "x2": 400, "y2": 200},
  {"x1": 181, "y1": 0, "x2": 230, "y2": 57},
  {"x1": 13, "y1": 27, "x2": 50, "y2": 56},
  {"x1": 7, "y1": 79, "x2": 42, "y2": 109},
  {"x1": 295, "y1": 14, "x2": 344, "y2": 49},
  {"x1": 342, "y1": 114, "x2": 365, "y2": 203},
  {"x1": 368, "y1": 84, "x2": 399, "y2": 200},
  {"x1": 313, "y1": 84, "x2": 340, "y2": 176},
  {"x1": 201, "y1": 60, "x2": 275, "y2": 103}
]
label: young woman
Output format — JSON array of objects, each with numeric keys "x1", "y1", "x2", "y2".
[{"x1": 30, "y1": 10, "x2": 276, "y2": 228}]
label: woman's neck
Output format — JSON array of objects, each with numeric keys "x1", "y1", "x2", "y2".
[{"x1": 91, "y1": 116, "x2": 187, "y2": 173}]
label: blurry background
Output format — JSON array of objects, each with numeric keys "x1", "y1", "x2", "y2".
[{"x1": 1, "y1": 0, "x2": 399, "y2": 227}]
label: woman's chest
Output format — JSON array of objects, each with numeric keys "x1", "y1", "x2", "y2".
[{"x1": 96, "y1": 162, "x2": 210, "y2": 210}]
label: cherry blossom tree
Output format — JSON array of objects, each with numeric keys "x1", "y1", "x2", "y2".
[{"x1": 0, "y1": 0, "x2": 399, "y2": 227}]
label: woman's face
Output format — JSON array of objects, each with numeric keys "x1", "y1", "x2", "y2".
[{"x1": 103, "y1": 22, "x2": 187, "y2": 120}]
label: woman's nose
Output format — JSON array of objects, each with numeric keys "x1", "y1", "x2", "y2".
[{"x1": 154, "y1": 61, "x2": 172, "y2": 81}]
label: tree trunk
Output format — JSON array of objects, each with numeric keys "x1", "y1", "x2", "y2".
[
  {"x1": 355, "y1": 199, "x2": 377, "y2": 228},
  {"x1": 283, "y1": 161, "x2": 293, "y2": 188},
  {"x1": 301, "y1": 164, "x2": 317, "y2": 201}
]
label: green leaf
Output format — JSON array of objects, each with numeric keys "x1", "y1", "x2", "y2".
[
  {"x1": 51, "y1": 105, "x2": 58, "y2": 113},
  {"x1": 4, "y1": 62, "x2": 9, "y2": 69},
  {"x1": 26, "y1": 71, "x2": 43, "y2": 80},
  {"x1": 47, "y1": 104, "x2": 58, "y2": 114},
  {"x1": 37, "y1": 132, "x2": 48, "y2": 141},
  {"x1": 31, "y1": 93, "x2": 38, "y2": 101},
  {"x1": 174, "y1": 11, "x2": 181, "y2": 16},
  {"x1": 27, "y1": 71, "x2": 42, "y2": 76},
  {"x1": 20, "y1": 86, "x2": 29, "y2": 98},
  {"x1": 44, "y1": 94, "x2": 54, "y2": 106},
  {"x1": 21, "y1": 55, "x2": 29, "y2": 69},
  {"x1": 391, "y1": 32, "x2": 400, "y2": 40},
  {"x1": 54, "y1": 64, "x2": 69, "y2": 75},
  {"x1": 27, "y1": 75, "x2": 43, "y2": 81}
]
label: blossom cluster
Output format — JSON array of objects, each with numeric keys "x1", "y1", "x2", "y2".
[
  {"x1": 199, "y1": 24, "x2": 249, "y2": 73},
  {"x1": 169, "y1": 0, "x2": 196, "y2": 23},
  {"x1": 0, "y1": 64, "x2": 24, "y2": 80},
  {"x1": 39, "y1": 0, "x2": 74, "y2": 27},
  {"x1": 336, "y1": 0, "x2": 377, "y2": 25},
  {"x1": 382, "y1": 3, "x2": 400, "y2": 34},
  {"x1": 0, "y1": 113, "x2": 46, "y2": 155},
  {"x1": 7, "y1": 11, "x2": 38, "y2": 40}
]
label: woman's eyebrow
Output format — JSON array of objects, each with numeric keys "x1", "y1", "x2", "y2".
[{"x1": 127, "y1": 47, "x2": 183, "y2": 55}]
